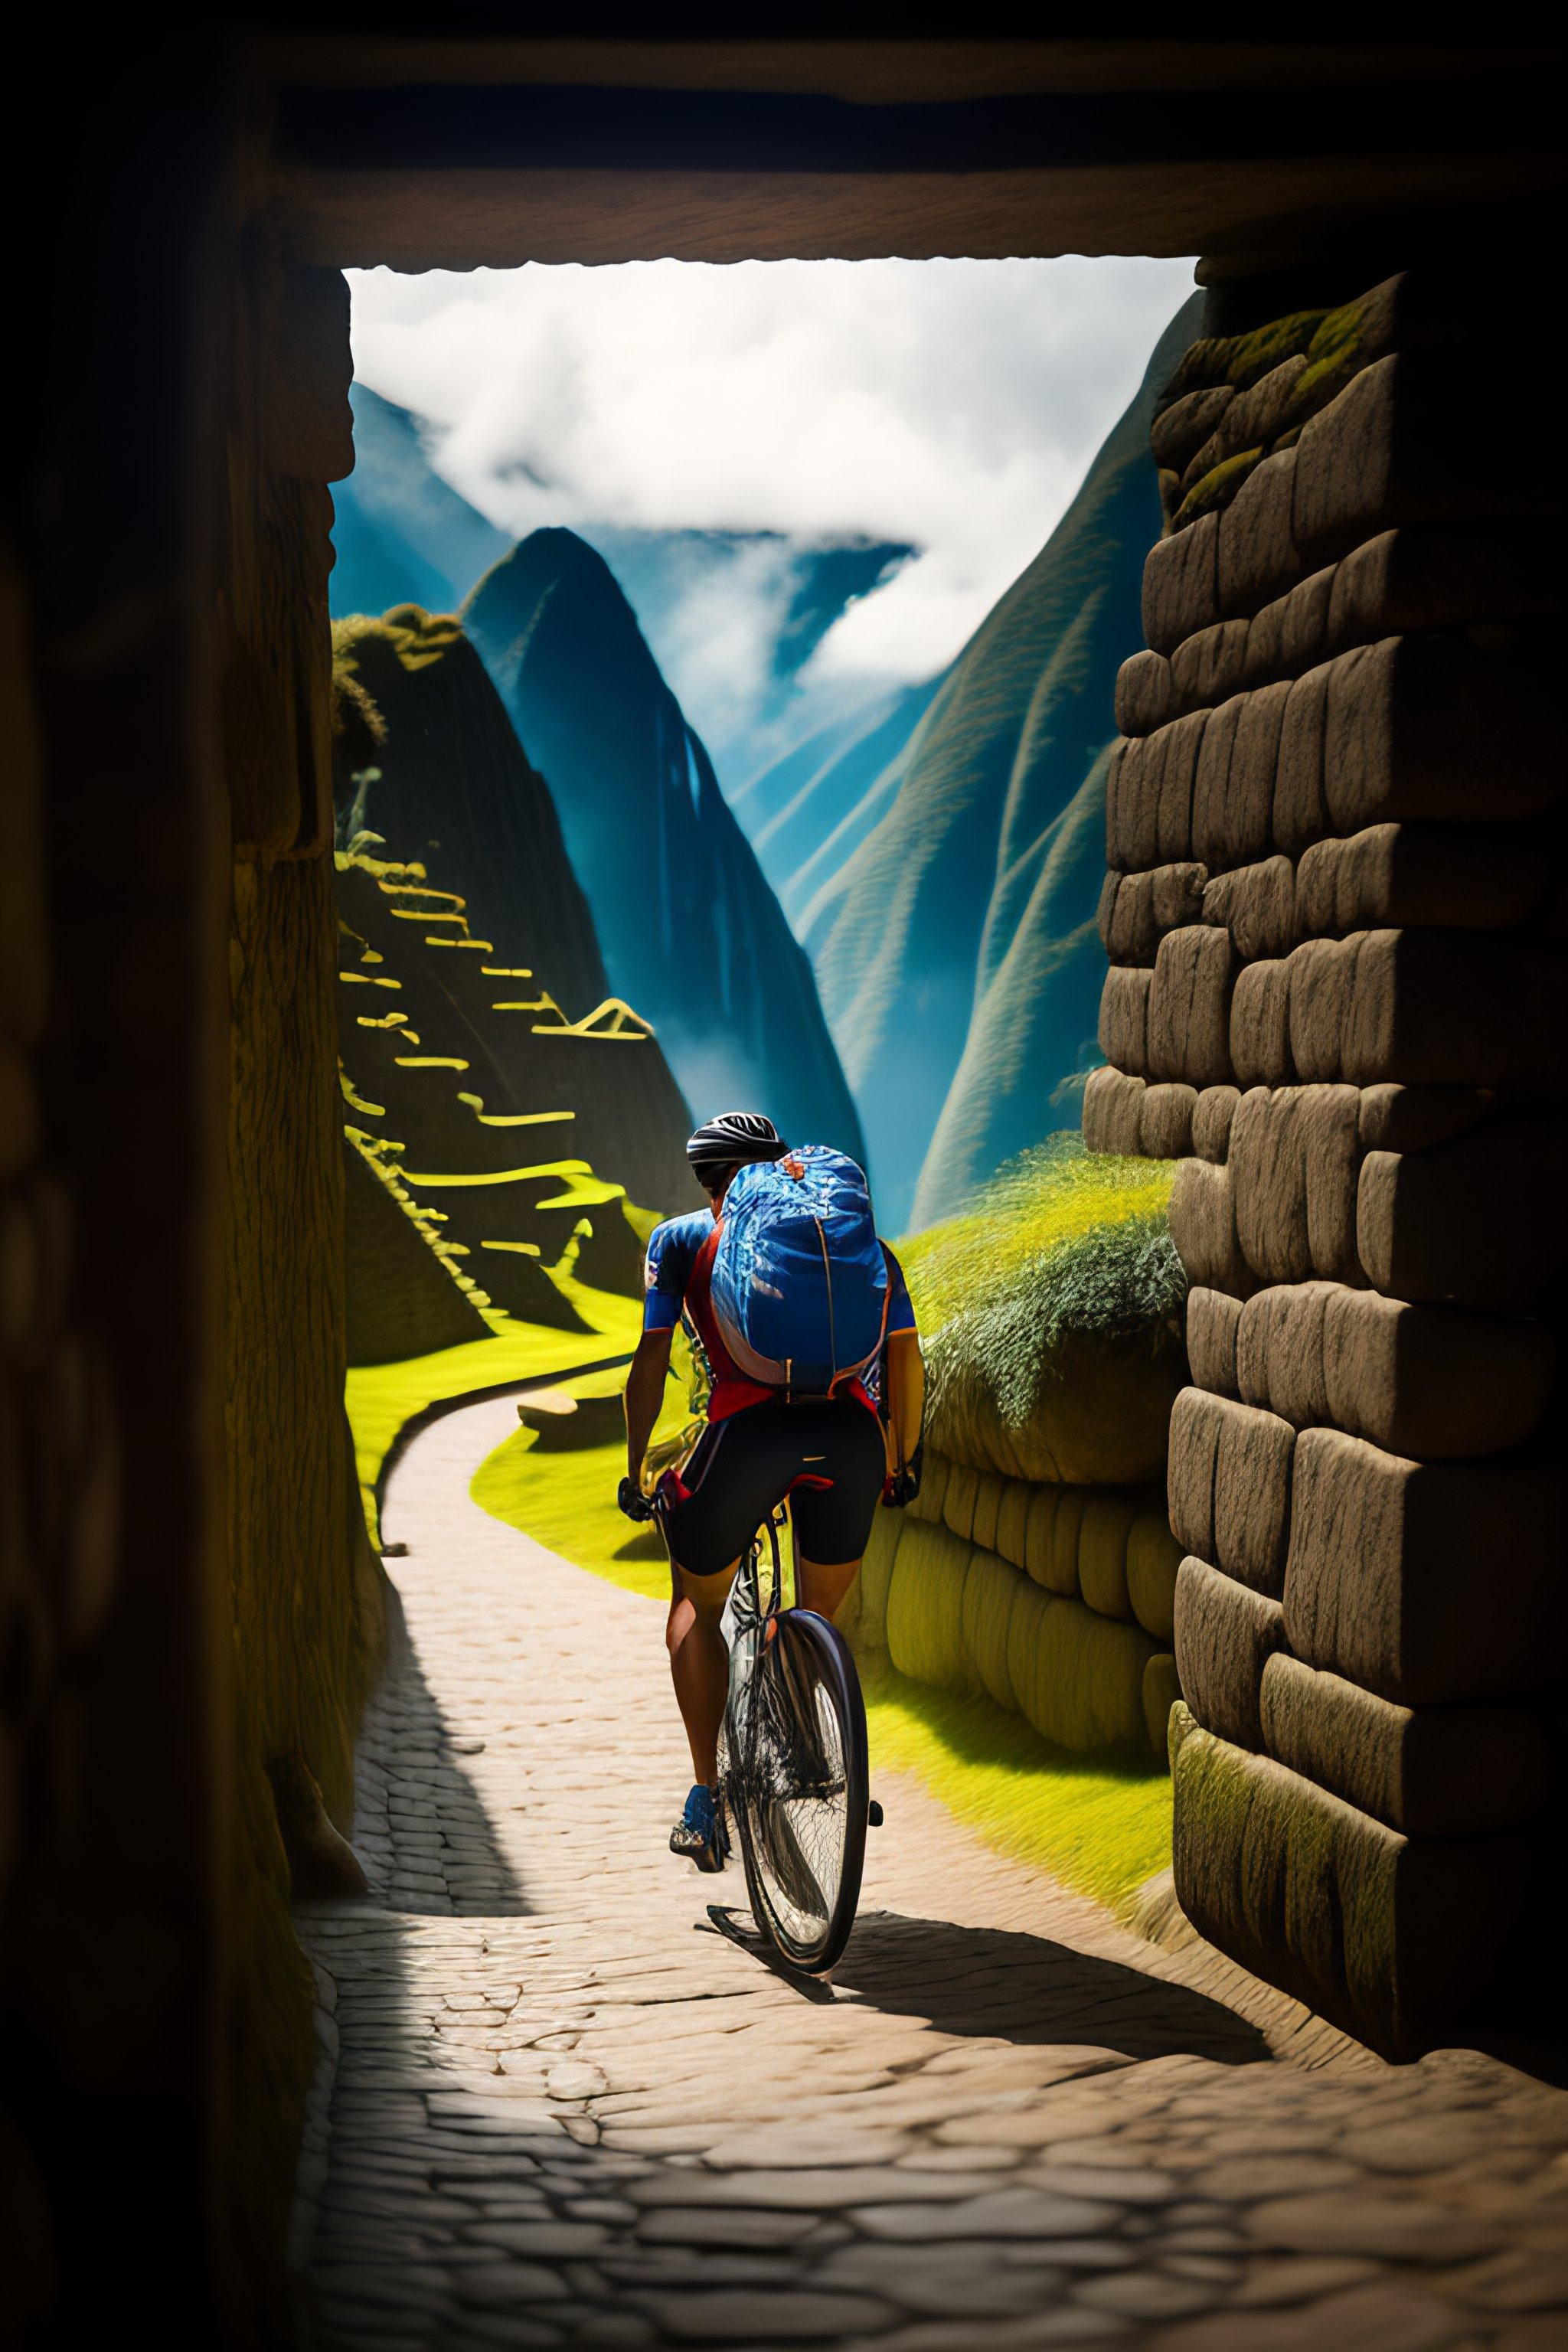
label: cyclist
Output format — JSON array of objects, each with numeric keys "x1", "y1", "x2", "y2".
[{"x1": 619, "y1": 1112, "x2": 924, "y2": 1873}]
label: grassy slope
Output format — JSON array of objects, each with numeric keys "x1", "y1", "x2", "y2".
[
  {"x1": 900, "y1": 1137, "x2": 1184, "y2": 1475},
  {"x1": 861, "y1": 1661, "x2": 1172, "y2": 1916},
  {"x1": 897, "y1": 1138, "x2": 1179, "y2": 1332},
  {"x1": 472, "y1": 1433, "x2": 670, "y2": 1602},
  {"x1": 346, "y1": 1278, "x2": 642, "y2": 1547}
]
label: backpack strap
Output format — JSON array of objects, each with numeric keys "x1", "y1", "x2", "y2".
[
  {"x1": 683, "y1": 1221, "x2": 727, "y2": 1370},
  {"x1": 691, "y1": 1218, "x2": 782, "y2": 1410}
]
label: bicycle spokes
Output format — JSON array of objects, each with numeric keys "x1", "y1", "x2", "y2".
[{"x1": 724, "y1": 1606, "x2": 867, "y2": 1973}]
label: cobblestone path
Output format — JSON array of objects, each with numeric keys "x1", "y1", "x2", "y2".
[{"x1": 296, "y1": 1399, "x2": 1568, "y2": 2352}]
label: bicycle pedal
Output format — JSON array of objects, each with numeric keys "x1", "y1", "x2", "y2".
[{"x1": 867, "y1": 1799, "x2": 884, "y2": 1828}]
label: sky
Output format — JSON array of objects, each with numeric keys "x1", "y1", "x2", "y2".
[{"x1": 347, "y1": 255, "x2": 1196, "y2": 773}]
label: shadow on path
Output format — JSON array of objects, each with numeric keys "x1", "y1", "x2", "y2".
[
  {"x1": 350, "y1": 1586, "x2": 531, "y2": 1917},
  {"x1": 836, "y1": 1908, "x2": 1271, "y2": 2066}
]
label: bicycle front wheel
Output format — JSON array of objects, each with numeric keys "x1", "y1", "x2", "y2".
[{"x1": 731, "y1": 1609, "x2": 868, "y2": 1973}]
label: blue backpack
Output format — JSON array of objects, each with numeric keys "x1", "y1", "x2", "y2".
[{"x1": 708, "y1": 1146, "x2": 890, "y2": 1397}]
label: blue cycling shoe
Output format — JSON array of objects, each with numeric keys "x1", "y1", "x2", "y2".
[{"x1": 670, "y1": 1782, "x2": 730, "y2": 1873}]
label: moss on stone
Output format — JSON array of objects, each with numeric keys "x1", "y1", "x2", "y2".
[
  {"x1": 902, "y1": 1138, "x2": 1186, "y2": 1487},
  {"x1": 887, "y1": 1520, "x2": 975, "y2": 1692},
  {"x1": 1162, "y1": 309, "x2": 1332, "y2": 407},
  {"x1": 1171, "y1": 446, "x2": 1264, "y2": 531},
  {"x1": 348, "y1": 1285, "x2": 643, "y2": 1548}
]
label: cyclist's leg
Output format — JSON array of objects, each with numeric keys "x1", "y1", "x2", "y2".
[
  {"x1": 659, "y1": 1406, "x2": 793, "y2": 1783},
  {"x1": 789, "y1": 1400, "x2": 889, "y2": 1622},
  {"x1": 796, "y1": 1555, "x2": 860, "y2": 1619},
  {"x1": 666, "y1": 1557, "x2": 738, "y2": 1786}
]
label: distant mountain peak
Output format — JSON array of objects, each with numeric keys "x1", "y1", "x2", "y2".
[{"x1": 462, "y1": 531, "x2": 866, "y2": 1167}]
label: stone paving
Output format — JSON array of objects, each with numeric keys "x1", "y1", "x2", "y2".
[{"x1": 296, "y1": 1397, "x2": 1568, "y2": 2351}]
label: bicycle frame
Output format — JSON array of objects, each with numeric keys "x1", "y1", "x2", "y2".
[
  {"x1": 718, "y1": 1508, "x2": 786, "y2": 1664},
  {"x1": 655, "y1": 1486, "x2": 868, "y2": 1975},
  {"x1": 717, "y1": 1508, "x2": 790, "y2": 1808}
]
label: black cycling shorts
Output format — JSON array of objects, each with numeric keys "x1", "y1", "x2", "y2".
[{"x1": 659, "y1": 1396, "x2": 887, "y2": 1579}]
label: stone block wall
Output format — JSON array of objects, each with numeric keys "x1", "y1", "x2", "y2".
[
  {"x1": 220, "y1": 238, "x2": 391, "y2": 2259},
  {"x1": 1086, "y1": 272, "x2": 1566, "y2": 2060},
  {"x1": 842, "y1": 1451, "x2": 1184, "y2": 1763},
  {"x1": 3, "y1": 155, "x2": 389, "y2": 2334},
  {"x1": 0, "y1": 75, "x2": 353, "y2": 2334}
]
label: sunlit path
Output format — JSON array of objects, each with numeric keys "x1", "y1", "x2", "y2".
[{"x1": 296, "y1": 1401, "x2": 1568, "y2": 2350}]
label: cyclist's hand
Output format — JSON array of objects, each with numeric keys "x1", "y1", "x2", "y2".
[
  {"x1": 883, "y1": 1441, "x2": 923, "y2": 1509},
  {"x1": 618, "y1": 1475, "x2": 655, "y2": 1524}
]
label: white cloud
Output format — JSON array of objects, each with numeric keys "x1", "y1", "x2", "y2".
[
  {"x1": 347, "y1": 255, "x2": 1196, "y2": 697},
  {"x1": 626, "y1": 534, "x2": 798, "y2": 750}
]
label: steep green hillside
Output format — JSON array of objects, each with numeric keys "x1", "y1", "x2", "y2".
[
  {"x1": 912, "y1": 746, "x2": 1109, "y2": 1227},
  {"x1": 332, "y1": 612, "x2": 702, "y2": 1361},
  {"x1": 333, "y1": 609, "x2": 696, "y2": 1216},
  {"x1": 334, "y1": 607, "x2": 606, "y2": 1017},
  {"x1": 732, "y1": 675, "x2": 942, "y2": 929},
  {"x1": 463, "y1": 529, "x2": 865, "y2": 1161},
  {"x1": 330, "y1": 384, "x2": 509, "y2": 620},
  {"x1": 802, "y1": 296, "x2": 1204, "y2": 1229},
  {"x1": 581, "y1": 524, "x2": 913, "y2": 795},
  {"x1": 337, "y1": 835, "x2": 671, "y2": 1338}
]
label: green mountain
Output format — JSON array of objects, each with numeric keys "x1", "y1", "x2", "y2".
[
  {"x1": 801, "y1": 295, "x2": 1204, "y2": 1230},
  {"x1": 330, "y1": 385, "x2": 509, "y2": 621},
  {"x1": 913, "y1": 746, "x2": 1112, "y2": 1228},
  {"x1": 330, "y1": 387, "x2": 912, "y2": 807},
  {"x1": 730, "y1": 675, "x2": 942, "y2": 931},
  {"x1": 580, "y1": 524, "x2": 913, "y2": 797},
  {"x1": 333, "y1": 603, "x2": 606, "y2": 1020},
  {"x1": 463, "y1": 529, "x2": 866, "y2": 1163},
  {"x1": 341, "y1": 1121, "x2": 496, "y2": 1364},
  {"x1": 332, "y1": 610, "x2": 701, "y2": 1360}
]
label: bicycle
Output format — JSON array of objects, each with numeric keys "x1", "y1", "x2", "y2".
[{"x1": 688, "y1": 1502, "x2": 871, "y2": 1977}]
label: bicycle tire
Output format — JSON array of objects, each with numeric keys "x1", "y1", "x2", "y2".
[{"x1": 730, "y1": 1609, "x2": 868, "y2": 1973}]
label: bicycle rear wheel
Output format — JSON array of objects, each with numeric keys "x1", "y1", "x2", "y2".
[{"x1": 730, "y1": 1609, "x2": 868, "y2": 1973}]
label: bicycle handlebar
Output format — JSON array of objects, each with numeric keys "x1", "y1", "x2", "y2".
[{"x1": 616, "y1": 1474, "x2": 658, "y2": 1524}]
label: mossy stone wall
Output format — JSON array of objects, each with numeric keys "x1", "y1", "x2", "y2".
[
  {"x1": 1091, "y1": 268, "x2": 1566, "y2": 2060},
  {"x1": 841, "y1": 1446, "x2": 1183, "y2": 1766}
]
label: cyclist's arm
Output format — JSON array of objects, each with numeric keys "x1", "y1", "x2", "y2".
[
  {"x1": 626, "y1": 1210, "x2": 702, "y2": 1488},
  {"x1": 884, "y1": 1330, "x2": 924, "y2": 1475},
  {"x1": 624, "y1": 1328, "x2": 674, "y2": 1486},
  {"x1": 880, "y1": 1246, "x2": 924, "y2": 1477}
]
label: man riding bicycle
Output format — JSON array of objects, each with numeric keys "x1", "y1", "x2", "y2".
[{"x1": 619, "y1": 1112, "x2": 924, "y2": 1873}]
